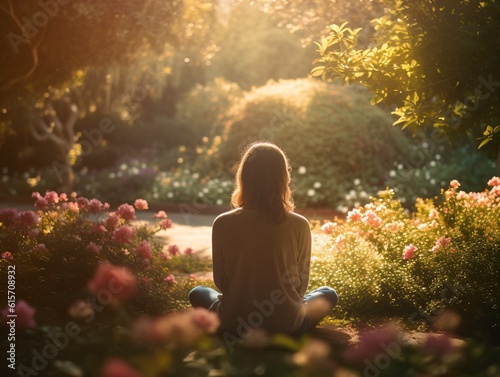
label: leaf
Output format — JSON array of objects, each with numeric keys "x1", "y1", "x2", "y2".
[
  {"x1": 478, "y1": 138, "x2": 491, "y2": 149},
  {"x1": 311, "y1": 66, "x2": 325, "y2": 77}
]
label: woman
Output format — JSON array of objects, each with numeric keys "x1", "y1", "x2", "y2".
[{"x1": 189, "y1": 142, "x2": 338, "y2": 341}]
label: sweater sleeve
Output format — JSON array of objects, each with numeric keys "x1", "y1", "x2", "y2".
[
  {"x1": 212, "y1": 219, "x2": 226, "y2": 293},
  {"x1": 297, "y1": 220, "x2": 311, "y2": 296}
]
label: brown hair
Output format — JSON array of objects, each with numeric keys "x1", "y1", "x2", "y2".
[{"x1": 231, "y1": 142, "x2": 294, "y2": 223}]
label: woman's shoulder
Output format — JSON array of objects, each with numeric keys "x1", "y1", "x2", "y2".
[
  {"x1": 286, "y1": 211, "x2": 310, "y2": 228},
  {"x1": 212, "y1": 208, "x2": 244, "y2": 225}
]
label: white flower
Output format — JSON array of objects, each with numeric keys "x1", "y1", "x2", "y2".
[
  {"x1": 298, "y1": 166, "x2": 307, "y2": 175},
  {"x1": 216, "y1": 199, "x2": 223, "y2": 205},
  {"x1": 313, "y1": 182, "x2": 321, "y2": 189},
  {"x1": 389, "y1": 170, "x2": 396, "y2": 177},
  {"x1": 167, "y1": 192, "x2": 173, "y2": 198},
  {"x1": 430, "y1": 160, "x2": 436, "y2": 167},
  {"x1": 173, "y1": 181, "x2": 180, "y2": 188},
  {"x1": 354, "y1": 178, "x2": 360, "y2": 186},
  {"x1": 192, "y1": 173, "x2": 200, "y2": 179},
  {"x1": 307, "y1": 189, "x2": 315, "y2": 197}
]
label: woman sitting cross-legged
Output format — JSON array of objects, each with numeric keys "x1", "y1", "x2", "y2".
[{"x1": 189, "y1": 142, "x2": 338, "y2": 344}]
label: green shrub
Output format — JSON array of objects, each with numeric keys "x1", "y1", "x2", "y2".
[
  {"x1": 0, "y1": 192, "x2": 204, "y2": 318},
  {"x1": 312, "y1": 177, "x2": 500, "y2": 334},
  {"x1": 216, "y1": 78, "x2": 411, "y2": 208}
]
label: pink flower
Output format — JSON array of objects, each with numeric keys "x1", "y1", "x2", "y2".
[
  {"x1": 59, "y1": 193, "x2": 68, "y2": 202},
  {"x1": 488, "y1": 176, "x2": 500, "y2": 187},
  {"x1": 62, "y1": 202, "x2": 79, "y2": 212},
  {"x1": 87, "y1": 242, "x2": 102, "y2": 254},
  {"x1": 153, "y1": 210, "x2": 168, "y2": 219},
  {"x1": 402, "y1": 244, "x2": 417, "y2": 260},
  {"x1": 363, "y1": 210, "x2": 383, "y2": 228},
  {"x1": 164, "y1": 274, "x2": 176, "y2": 285},
  {"x1": 112, "y1": 225, "x2": 136, "y2": 244},
  {"x1": 190, "y1": 308, "x2": 220, "y2": 333},
  {"x1": 450, "y1": 180, "x2": 460, "y2": 189},
  {"x1": 135, "y1": 240, "x2": 153, "y2": 260},
  {"x1": 33, "y1": 243, "x2": 49, "y2": 253},
  {"x1": 44, "y1": 191, "x2": 59, "y2": 204},
  {"x1": 104, "y1": 213, "x2": 121, "y2": 230},
  {"x1": 134, "y1": 199, "x2": 149, "y2": 210},
  {"x1": 346, "y1": 209, "x2": 362, "y2": 222},
  {"x1": 168, "y1": 244, "x2": 180, "y2": 257},
  {"x1": 159, "y1": 219, "x2": 173, "y2": 230},
  {"x1": 34, "y1": 197, "x2": 49, "y2": 209},
  {"x1": 343, "y1": 326, "x2": 400, "y2": 363},
  {"x1": 87, "y1": 263, "x2": 137, "y2": 305},
  {"x1": 432, "y1": 236, "x2": 451, "y2": 252},
  {"x1": 423, "y1": 334, "x2": 453, "y2": 355},
  {"x1": 0, "y1": 208, "x2": 19, "y2": 224},
  {"x1": 2, "y1": 300, "x2": 36, "y2": 329},
  {"x1": 100, "y1": 358, "x2": 142, "y2": 377},
  {"x1": 321, "y1": 222, "x2": 336, "y2": 234},
  {"x1": 2, "y1": 251, "x2": 13, "y2": 260},
  {"x1": 76, "y1": 197, "x2": 90, "y2": 210},
  {"x1": 184, "y1": 247, "x2": 194, "y2": 256},
  {"x1": 116, "y1": 204, "x2": 136, "y2": 221},
  {"x1": 88, "y1": 199, "x2": 105, "y2": 214},
  {"x1": 32, "y1": 192, "x2": 41, "y2": 200},
  {"x1": 17, "y1": 211, "x2": 39, "y2": 227}
]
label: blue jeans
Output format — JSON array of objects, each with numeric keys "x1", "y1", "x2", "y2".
[{"x1": 188, "y1": 285, "x2": 338, "y2": 336}]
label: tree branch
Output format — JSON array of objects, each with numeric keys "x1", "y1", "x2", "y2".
[{"x1": 0, "y1": 0, "x2": 40, "y2": 91}]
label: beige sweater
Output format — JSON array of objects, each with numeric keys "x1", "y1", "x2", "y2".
[{"x1": 212, "y1": 208, "x2": 311, "y2": 337}]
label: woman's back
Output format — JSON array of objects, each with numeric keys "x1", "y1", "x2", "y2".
[{"x1": 212, "y1": 208, "x2": 311, "y2": 336}]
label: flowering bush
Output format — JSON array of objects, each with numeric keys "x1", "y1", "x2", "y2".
[
  {"x1": 311, "y1": 177, "x2": 500, "y2": 334},
  {"x1": 0, "y1": 192, "x2": 204, "y2": 317}
]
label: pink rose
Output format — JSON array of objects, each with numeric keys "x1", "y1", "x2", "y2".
[
  {"x1": 112, "y1": 225, "x2": 136, "y2": 244},
  {"x1": 116, "y1": 204, "x2": 136, "y2": 221},
  {"x1": 153, "y1": 210, "x2": 168, "y2": 219},
  {"x1": 450, "y1": 180, "x2": 460, "y2": 189},
  {"x1": 2, "y1": 251, "x2": 13, "y2": 260},
  {"x1": 134, "y1": 199, "x2": 149, "y2": 210},
  {"x1": 321, "y1": 222, "x2": 336, "y2": 234},
  {"x1": 76, "y1": 197, "x2": 90, "y2": 210},
  {"x1": 100, "y1": 358, "x2": 142, "y2": 377},
  {"x1": 135, "y1": 240, "x2": 153, "y2": 260},
  {"x1": 2, "y1": 300, "x2": 36, "y2": 329},
  {"x1": 159, "y1": 219, "x2": 173, "y2": 230},
  {"x1": 363, "y1": 210, "x2": 383, "y2": 228},
  {"x1": 168, "y1": 244, "x2": 180, "y2": 257},
  {"x1": 190, "y1": 308, "x2": 220, "y2": 333},
  {"x1": 87, "y1": 263, "x2": 137, "y2": 305},
  {"x1": 346, "y1": 209, "x2": 362, "y2": 222},
  {"x1": 44, "y1": 191, "x2": 59, "y2": 204},
  {"x1": 164, "y1": 274, "x2": 176, "y2": 285},
  {"x1": 184, "y1": 247, "x2": 194, "y2": 256},
  {"x1": 17, "y1": 211, "x2": 39, "y2": 227},
  {"x1": 88, "y1": 199, "x2": 105, "y2": 214},
  {"x1": 0, "y1": 208, "x2": 19, "y2": 224},
  {"x1": 104, "y1": 213, "x2": 121, "y2": 230},
  {"x1": 402, "y1": 244, "x2": 417, "y2": 260},
  {"x1": 487, "y1": 176, "x2": 500, "y2": 187}
]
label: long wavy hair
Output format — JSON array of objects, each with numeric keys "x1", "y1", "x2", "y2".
[{"x1": 231, "y1": 142, "x2": 294, "y2": 223}]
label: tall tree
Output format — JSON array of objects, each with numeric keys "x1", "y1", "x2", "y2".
[{"x1": 314, "y1": 0, "x2": 500, "y2": 163}]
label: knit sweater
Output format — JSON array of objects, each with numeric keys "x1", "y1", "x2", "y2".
[{"x1": 212, "y1": 208, "x2": 311, "y2": 337}]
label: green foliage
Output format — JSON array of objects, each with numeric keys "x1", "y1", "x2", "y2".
[
  {"x1": 315, "y1": 0, "x2": 500, "y2": 151},
  {"x1": 216, "y1": 78, "x2": 411, "y2": 207},
  {"x1": 311, "y1": 177, "x2": 500, "y2": 334}
]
